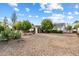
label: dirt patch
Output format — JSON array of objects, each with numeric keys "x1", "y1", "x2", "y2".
[{"x1": 0, "y1": 33, "x2": 79, "y2": 56}]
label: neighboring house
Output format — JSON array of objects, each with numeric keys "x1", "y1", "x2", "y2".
[
  {"x1": 29, "y1": 23, "x2": 66, "y2": 33},
  {"x1": 29, "y1": 25, "x2": 41, "y2": 34},
  {"x1": 53, "y1": 23, "x2": 66, "y2": 32}
]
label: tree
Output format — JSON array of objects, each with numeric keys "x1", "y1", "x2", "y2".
[
  {"x1": 65, "y1": 24, "x2": 72, "y2": 31},
  {"x1": 41, "y1": 19, "x2": 53, "y2": 32},
  {"x1": 3, "y1": 16, "x2": 8, "y2": 27},
  {"x1": 13, "y1": 21, "x2": 22, "y2": 30},
  {"x1": 11, "y1": 12, "x2": 17, "y2": 25},
  {"x1": 21, "y1": 20, "x2": 32, "y2": 32},
  {"x1": 74, "y1": 20, "x2": 79, "y2": 23},
  {"x1": 74, "y1": 23, "x2": 79, "y2": 29}
]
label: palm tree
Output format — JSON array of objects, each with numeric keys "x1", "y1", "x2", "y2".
[
  {"x1": 3, "y1": 16, "x2": 8, "y2": 27},
  {"x1": 11, "y1": 12, "x2": 17, "y2": 25}
]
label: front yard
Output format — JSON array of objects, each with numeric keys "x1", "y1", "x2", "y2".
[{"x1": 0, "y1": 33, "x2": 79, "y2": 56}]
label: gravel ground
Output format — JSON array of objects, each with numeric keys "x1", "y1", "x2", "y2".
[{"x1": 0, "y1": 33, "x2": 79, "y2": 56}]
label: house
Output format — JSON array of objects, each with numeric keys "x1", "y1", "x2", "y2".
[
  {"x1": 29, "y1": 25, "x2": 41, "y2": 34},
  {"x1": 29, "y1": 23, "x2": 66, "y2": 34},
  {"x1": 53, "y1": 23, "x2": 66, "y2": 32}
]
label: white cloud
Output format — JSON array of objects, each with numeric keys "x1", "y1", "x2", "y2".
[
  {"x1": 40, "y1": 3, "x2": 63, "y2": 13},
  {"x1": 42, "y1": 14, "x2": 65, "y2": 23},
  {"x1": 68, "y1": 12, "x2": 72, "y2": 15},
  {"x1": 17, "y1": 13, "x2": 24, "y2": 16},
  {"x1": 67, "y1": 16, "x2": 74, "y2": 19},
  {"x1": 44, "y1": 10, "x2": 52, "y2": 13},
  {"x1": 28, "y1": 15, "x2": 32, "y2": 18},
  {"x1": 8, "y1": 3, "x2": 18, "y2": 7},
  {"x1": 14, "y1": 7, "x2": 19, "y2": 12},
  {"x1": 67, "y1": 16, "x2": 74, "y2": 23},
  {"x1": 35, "y1": 15, "x2": 38, "y2": 18},
  {"x1": 42, "y1": 17, "x2": 46, "y2": 19},
  {"x1": 75, "y1": 5, "x2": 79, "y2": 8},
  {"x1": 74, "y1": 11, "x2": 79, "y2": 15},
  {"x1": 26, "y1": 8, "x2": 30, "y2": 12},
  {"x1": 28, "y1": 15, "x2": 39, "y2": 18},
  {"x1": 8, "y1": 3, "x2": 19, "y2": 12}
]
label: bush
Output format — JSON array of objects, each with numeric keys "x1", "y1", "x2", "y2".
[
  {"x1": 0, "y1": 25, "x2": 4, "y2": 33},
  {"x1": 42, "y1": 29, "x2": 63, "y2": 33},
  {"x1": 0, "y1": 28, "x2": 11, "y2": 41},
  {"x1": 52, "y1": 30, "x2": 63, "y2": 33},
  {"x1": 0, "y1": 28, "x2": 21, "y2": 42},
  {"x1": 14, "y1": 31, "x2": 21, "y2": 39}
]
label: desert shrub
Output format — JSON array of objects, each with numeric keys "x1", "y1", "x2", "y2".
[
  {"x1": 0, "y1": 28, "x2": 11, "y2": 41},
  {"x1": 0, "y1": 28, "x2": 21, "y2": 42},
  {"x1": 14, "y1": 31, "x2": 21, "y2": 39},
  {"x1": 0, "y1": 25, "x2": 4, "y2": 33}
]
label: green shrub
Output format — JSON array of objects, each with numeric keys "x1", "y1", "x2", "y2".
[
  {"x1": 0, "y1": 28, "x2": 11, "y2": 41},
  {"x1": 42, "y1": 29, "x2": 63, "y2": 33},
  {"x1": 52, "y1": 30, "x2": 63, "y2": 33},
  {"x1": 8, "y1": 30, "x2": 16, "y2": 39},
  {"x1": 0, "y1": 28, "x2": 21, "y2": 42},
  {"x1": 14, "y1": 31, "x2": 21, "y2": 39},
  {"x1": 57, "y1": 30, "x2": 63, "y2": 33},
  {"x1": 0, "y1": 25, "x2": 4, "y2": 33}
]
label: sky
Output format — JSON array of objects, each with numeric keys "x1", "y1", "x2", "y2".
[{"x1": 0, "y1": 3, "x2": 79, "y2": 25}]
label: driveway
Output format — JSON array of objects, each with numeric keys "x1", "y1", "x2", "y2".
[{"x1": 0, "y1": 33, "x2": 79, "y2": 56}]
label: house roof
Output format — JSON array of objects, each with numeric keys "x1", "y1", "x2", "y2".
[{"x1": 54, "y1": 23, "x2": 65, "y2": 26}]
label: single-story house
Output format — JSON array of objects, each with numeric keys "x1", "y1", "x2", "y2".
[
  {"x1": 29, "y1": 23, "x2": 66, "y2": 33},
  {"x1": 53, "y1": 23, "x2": 66, "y2": 32}
]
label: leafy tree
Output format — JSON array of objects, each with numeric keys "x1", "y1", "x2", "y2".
[
  {"x1": 74, "y1": 23, "x2": 79, "y2": 29},
  {"x1": 41, "y1": 19, "x2": 53, "y2": 32},
  {"x1": 65, "y1": 24, "x2": 72, "y2": 31},
  {"x1": 11, "y1": 12, "x2": 17, "y2": 25},
  {"x1": 74, "y1": 20, "x2": 79, "y2": 23},
  {"x1": 21, "y1": 20, "x2": 32, "y2": 32},
  {"x1": 13, "y1": 21, "x2": 22, "y2": 30}
]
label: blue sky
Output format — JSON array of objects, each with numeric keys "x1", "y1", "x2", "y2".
[{"x1": 0, "y1": 3, "x2": 79, "y2": 25}]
